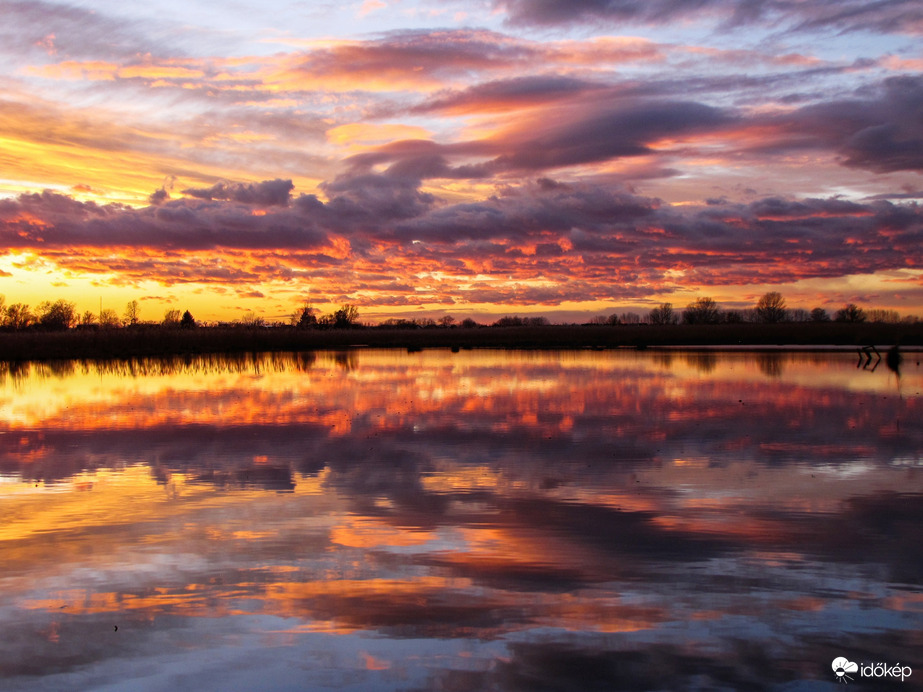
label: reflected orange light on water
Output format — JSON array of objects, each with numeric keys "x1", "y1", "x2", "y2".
[{"x1": 0, "y1": 349, "x2": 920, "y2": 690}]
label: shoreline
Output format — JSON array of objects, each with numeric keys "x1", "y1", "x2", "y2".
[{"x1": 0, "y1": 322, "x2": 921, "y2": 362}]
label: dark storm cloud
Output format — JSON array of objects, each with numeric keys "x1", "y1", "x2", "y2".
[
  {"x1": 320, "y1": 173, "x2": 438, "y2": 225},
  {"x1": 181, "y1": 178, "x2": 294, "y2": 206},
  {"x1": 0, "y1": 187, "x2": 327, "y2": 251},
  {"x1": 414, "y1": 75, "x2": 606, "y2": 114},
  {"x1": 496, "y1": 0, "x2": 923, "y2": 35},
  {"x1": 491, "y1": 100, "x2": 733, "y2": 171},
  {"x1": 347, "y1": 96, "x2": 735, "y2": 181},
  {"x1": 758, "y1": 75, "x2": 923, "y2": 173},
  {"x1": 391, "y1": 178, "x2": 659, "y2": 243}
]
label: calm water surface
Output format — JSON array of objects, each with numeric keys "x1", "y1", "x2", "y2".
[{"x1": 0, "y1": 349, "x2": 920, "y2": 691}]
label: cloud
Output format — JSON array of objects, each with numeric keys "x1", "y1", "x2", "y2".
[
  {"x1": 0, "y1": 187, "x2": 328, "y2": 251},
  {"x1": 495, "y1": 0, "x2": 923, "y2": 35},
  {"x1": 274, "y1": 29, "x2": 535, "y2": 91},
  {"x1": 320, "y1": 173, "x2": 439, "y2": 227},
  {"x1": 756, "y1": 75, "x2": 923, "y2": 173},
  {"x1": 2, "y1": 175, "x2": 922, "y2": 304},
  {"x1": 414, "y1": 75, "x2": 606, "y2": 115},
  {"x1": 181, "y1": 179, "x2": 294, "y2": 206},
  {"x1": 487, "y1": 99, "x2": 734, "y2": 171},
  {"x1": 1, "y1": 0, "x2": 163, "y2": 61},
  {"x1": 347, "y1": 94, "x2": 735, "y2": 184}
]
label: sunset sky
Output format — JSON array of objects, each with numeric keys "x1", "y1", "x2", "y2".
[{"x1": 1, "y1": 0, "x2": 922, "y2": 323}]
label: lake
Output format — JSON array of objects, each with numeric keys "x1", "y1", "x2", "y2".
[{"x1": 0, "y1": 349, "x2": 920, "y2": 691}]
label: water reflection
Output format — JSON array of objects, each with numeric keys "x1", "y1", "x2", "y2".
[{"x1": 0, "y1": 349, "x2": 920, "y2": 691}]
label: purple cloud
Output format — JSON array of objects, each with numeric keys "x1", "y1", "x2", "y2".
[
  {"x1": 496, "y1": 0, "x2": 923, "y2": 35},
  {"x1": 182, "y1": 179, "x2": 294, "y2": 206}
]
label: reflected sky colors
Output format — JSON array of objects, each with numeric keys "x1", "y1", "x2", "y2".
[{"x1": 0, "y1": 349, "x2": 921, "y2": 691}]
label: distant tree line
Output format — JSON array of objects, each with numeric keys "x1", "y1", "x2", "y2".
[
  {"x1": 0, "y1": 291, "x2": 918, "y2": 333},
  {"x1": 588, "y1": 292, "x2": 919, "y2": 327},
  {"x1": 0, "y1": 296, "x2": 198, "y2": 332}
]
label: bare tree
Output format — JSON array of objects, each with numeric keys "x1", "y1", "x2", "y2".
[
  {"x1": 683, "y1": 297, "x2": 721, "y2": 324},
  {"x1": 620, "y1": 312, "x2": 641, "y2": 325},
  {"x1": 333, "y1": 304, "x2": 359, "y2": 328},
  {"x1": 834, "y1": 303, "x2": 866, "y2": 323},
  {"x1": 291, "y1": 300, "x2": 318, "y2": 328},
  {"x1": 810, "y1": 307, "x2": 830, "y2": 322},
  {"x1": 5, "y1": 303, "x2": 34, "y2": 330},
  {"x1": 99, "y1": 308, "x2": 121, "y2": 328},
  {"x1": 240, "y1": 311, "x2": 265, "y2": 328},
  {"x1": 37, "y1": 300, "x2": 77, "y2": 331},
  {"x1": 163, "y1": 309, "x2": 182, "y2": 327},
  {"x1": 866, "y1": 308, "x2": 900, "y2": 323},
  {"x1": 755, "y1": 291, "x2": 787, "y2": 323},
  {"x1": 124, "y1": 300, "x2": 140, "y2": 326},
  {"x1": 649, "y1": 303, "x2": 677, "y2": 325},
  {"x1": 723, "y1": 309, "x2": 744, "y2": 323}
]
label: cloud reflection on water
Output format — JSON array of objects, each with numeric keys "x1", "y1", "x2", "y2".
[{"x1": 0, "y1": 350, "x2": 920, "y2": 691}]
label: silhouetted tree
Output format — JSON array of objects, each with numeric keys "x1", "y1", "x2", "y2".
[
  {"x1": 493, "y1": 316, "x2": 524, "y2": 327},
  {"x1": 834, "y1": 303, "x2": 866, "y2": 323},
  {"x1": 4, "y1": 303, "x2": 33, "y2": 330},
  {"x1": 333, "y1": 304, "x2": 359, "y2": 328},
  {"x1": 291, "y1": 300, "x2": 318, "y2": 328},
  {"x1": 810, "y1": 307, "x2": 830, "y2": 322},
  {"x1": 79, "y1": 310, "x2": 98, "y2": 327},
  {"x1": 37, "y1": 300, "x2": 76, "y2": 331},
  {"x1": 866, "y1": 308, "x2": 900, "y2": 323},
  {"x1": 438, "y1": 315, "x2": 455, "y2": 327},
  {"x1": 460, "y1": 318, "x2": 479, "y2": 328},
  {"x1": 99, "y1": 308, "x2": 120, "y2": 328},
  {"x1": 124, "y1": 300, "x2": 140, "y2": 326},
  {"x1": 756, "y1": 291, "x2": 787, "y2": 323},
  {"x1": 180, "y1": 310, "x2": 196, "y2": 329},
  {"x1": 163, "y1": 309, "x2": 181, "y2": 327},
  {"x1": 649, "y1": 303, "x2": 678, "y2": 325},
  {"x1": 620, "y1": 312, "x2": 641, "y2": 325},
  {"x1": 683, "y1": 297, "x2": 721, "y2": 324},
  {"x1": 295, "y1": 307, "x2": 318, "y2": 328},
  {"x1": 380, "y1": 318, "x2": 419, "y2": 329},
  {"x1": 723, "y1": 309, "x2": 744, "y2": 323},
  {"x1": 239, "y1": 311, "x2": 264, "y2": 328}
]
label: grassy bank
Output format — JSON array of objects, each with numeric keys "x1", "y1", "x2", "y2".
[{"x1": 0, "y1": 322, "x2": 921, "y2": 362}]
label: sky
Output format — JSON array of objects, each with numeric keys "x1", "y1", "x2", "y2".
[{"x1": 1, "y1": 0, "x2": 922, "y2": 323}]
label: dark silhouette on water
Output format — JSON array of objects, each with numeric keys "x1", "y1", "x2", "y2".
[
  {"x1": 886, "y1": 345, "x2": 902, "y2": 376},
  {"x1": 857, "y1": 345, "x2": 880, "y2": 370}
]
